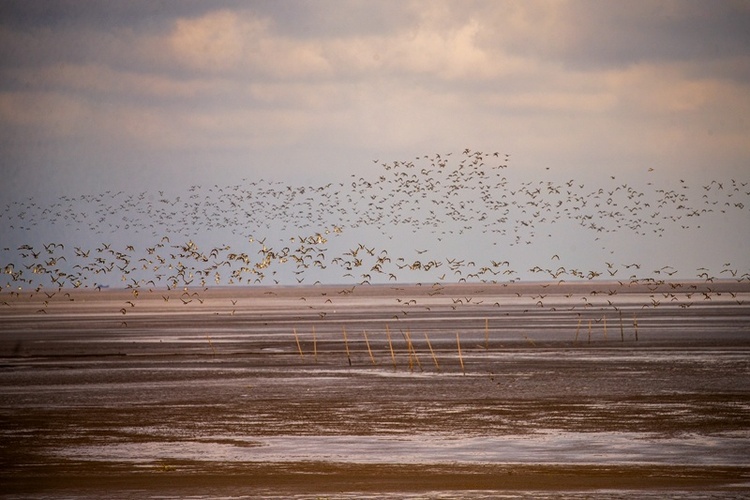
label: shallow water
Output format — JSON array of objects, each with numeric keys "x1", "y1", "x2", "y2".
[
  {"x1": 1, "y1": 282, "x2": 749, "y2": 497},
  {"x1": 55, "y1": 430, "x2": 750, "y2": 466}
]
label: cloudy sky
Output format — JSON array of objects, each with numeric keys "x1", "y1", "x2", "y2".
[
  {"x1": 2, "y1": 0, "x2": 749, "y2": 197},
  {"x1": 1, "y1": 1, "x2": 749, "y2": 285}
]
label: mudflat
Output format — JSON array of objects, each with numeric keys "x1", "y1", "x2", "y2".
[{"x1": 1, "y1": 281, "x2": 749, "y2": 498}]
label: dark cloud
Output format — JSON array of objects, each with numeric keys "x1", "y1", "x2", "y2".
[
  {"x1": 6, "y1": 1, "x2": 747, "y2": 75},
  {"x1": 0, "y1": 0, "x2": 229, "y2": 31},
  {"x1": 0, "y1": 0, "x2": 413, "y2": 81},
  {"x1": 553, "y1": 1, "x2": 750, "y2": 70},
  {"x1": 0, "y1": 0, "x2": 413, "y2": 37},
  {"x1": 470, "y1": 1, "x2": 750, "y2": 79}
]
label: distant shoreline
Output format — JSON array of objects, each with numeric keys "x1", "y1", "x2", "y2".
[{"x1": 4, "y1": 278, "x2": 749, "y2": 297}]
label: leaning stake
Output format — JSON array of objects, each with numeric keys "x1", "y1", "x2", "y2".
[
  {"x1": 425, "y1": 332, "x2": 440, "y2": 372},
  {"x1": 363, "y1": 330, "x2": 377, "y2": 366},
  {"x1": 386, "y1": 324, "x2": 397, "y2": 370},
  {"x1": 206, "y1": 334, "x2": 217, "y2": 357},
  {"x1": 342, "y1": 326, "x2": 352, "y2": 366},
  {"x1": 293, "y1": 328, "x2": 304, "y2": 359},
  {"x1": 312, "y1": 325, "x2": 318, "y2": 362},
  {"x1": 405, "y1": 329, "x2": 422, "y2": 372}
]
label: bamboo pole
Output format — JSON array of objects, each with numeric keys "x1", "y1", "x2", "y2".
[
  {"x1": 206, "y1": 334, "x2": 216, "y2": 357},
  {"x1": 363, "y1": 330, "x2": 377, "y2": 366},
  {"x1": 405, "y1": 329, "x2": 422, "y2": 372},
  {"x1": 312, "y1": 325, "x2": 318, "y2": 362},
  {"x1": 587, "y1": 319, "x2": 592, "y2": 344},
  {"x1": 575, "y1": 318, "x2": 582, "y2": 343},
  {"x1": 385, "y1": 324, "x2": 396, "y2": 369},
  {"x1": 603, "y1": 316, "x2": 608, "y2": 340},
  {"x1": 342, "y1": 325, "x2": 352, "y2": 366},
  {"x1": 402, "y1": 329, "x2": 413, "y2": 372},
  {"x1": 293, "y1": 327, "x2": 304, "y2": 359},
  {"x1": 424, "y1": 332, "x2": 440, "y2": 372},
  {"x1": 633, "y1": 316, "x2": 639, "y2": 341},
  {"x1": 619, "y1": 311, "x2": 624, "y2": 342}
]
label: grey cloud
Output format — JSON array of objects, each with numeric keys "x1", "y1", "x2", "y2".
[
  {"x1": 0, "y1": 0, "x2": 236, "y2": 31},
  {"x1": 0, "y1": 0, "x2": 413, "y2": 38},
  {"x1": 0, "y1": 0, "x2": 407, "y2": 83},
  {"x1": 567, "y1": 1, "x2": 750, "y2": 67},
  {"x1": 495, "y1": 0, "x2": 750, "y2": 71}
]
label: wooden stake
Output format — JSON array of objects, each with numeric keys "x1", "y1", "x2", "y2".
[
  {"x1": 293, "y1": 328, "x2": 304, "y2": 359},
  {"x1": 312, "y1": 325, "x2": 318, "y2": 362},
  {"x1": 363, "y1": 330, "x2": 377, "y2": 366},
  {"x1": 405, "y1": 329, "x2": 422, "y2": 372},
  {"x1": 206, "y1": 335, "x2": 216, "y2": 357},
  {"x1": 424, "y1": 332, "x2": 440, "y2": 371},
  {"x1": 603, "y1": 316, "x2": 608, "y2": 340},
  {"x1": 575, "y1": 318, "x2": 582, "y2": 342},
  {"x1": 385, "y1": 324, "x2": 396, "y2": 369},
  {"x1": 587, "y1": 319, "x2": 592, "y2": 344},
  {"x1": 402, "y1": 329, "x2": 413, "y2": 372},
  {"x1": 619, "y1": 311, "x2": 624, "y2": 342},
  {"x1": 342, "y1": 326, "x2": 352, "y2": 366},
  {"x1": 633, "y1": 316, "x2": 639, "y2": 341}
]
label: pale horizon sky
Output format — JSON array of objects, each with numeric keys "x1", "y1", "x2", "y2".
[{"x1": 1, "y1": 1, "x2": 749, "y2": 287}]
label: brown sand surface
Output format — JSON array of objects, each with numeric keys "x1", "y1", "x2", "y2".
[{"x1": 1, "y1": 281, "x2": 749, "y2": 498}]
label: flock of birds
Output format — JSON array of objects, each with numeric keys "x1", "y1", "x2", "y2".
[{"x1": 1, "y1": 150, "x2": 749, "y2": 301}]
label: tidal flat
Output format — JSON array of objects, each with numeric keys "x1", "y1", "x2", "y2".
[{"x1": 1, "y1": 281, "x2": 749, "y2": 498}]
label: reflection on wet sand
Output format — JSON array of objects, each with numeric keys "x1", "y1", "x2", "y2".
[{"x1": 1, "y1": 282, "x2": 749, "y2": 498}]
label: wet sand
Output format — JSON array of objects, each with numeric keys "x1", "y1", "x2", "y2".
[{"x1": 1, "y1": 281, "x2": 749, "y2": 498}]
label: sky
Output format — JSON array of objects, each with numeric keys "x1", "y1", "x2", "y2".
[{"x1": 1, "y1": 0, "x2": 749, "y2": 287}]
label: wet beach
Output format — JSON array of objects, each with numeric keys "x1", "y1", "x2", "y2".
[{"x1": 1, "y1": 281, "x2": 749, "y2": 498}]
